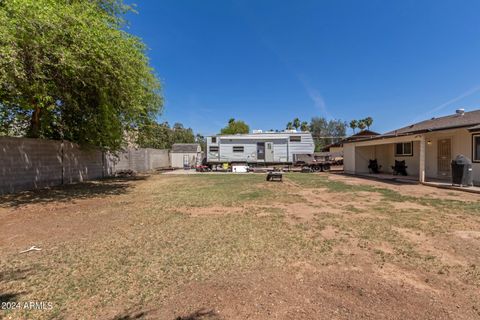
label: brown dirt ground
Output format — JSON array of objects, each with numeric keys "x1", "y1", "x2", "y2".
[{"x1": 0, "y1": 173, "x2": 479, "y2": 319}]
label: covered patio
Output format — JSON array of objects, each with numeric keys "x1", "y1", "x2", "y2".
[{"x1": 343, "y1": 133, "x2": 429, "y2": 183}]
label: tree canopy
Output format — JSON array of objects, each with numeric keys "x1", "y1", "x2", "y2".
[
  {"x1": 136, "y1": 121, "x2": 195, "y2": 150},
  {"x1": 220, "y1": 118, "x2": 249, "y2": 134},
  {"x1": 0, "y1": 0, "x2": 162, "y2": 150},
  {"x1": 310, "y1": 117, "x2": 346, "y2": 151},
  {"x1": 349, "y1": 117, "x2": 373, "y2": 134}
]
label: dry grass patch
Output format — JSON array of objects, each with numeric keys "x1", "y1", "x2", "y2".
[{"x1": 0, "y1": 173, "x2": 480, "y2": 319}]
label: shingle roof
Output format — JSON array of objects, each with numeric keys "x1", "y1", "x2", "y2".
[
  {"x1": 346, "y1": 130, "x2": 380, "y2": 140},
  {"x1": 343, "y1": 109, "x2": 480, "y2": 144},
  {"x1": 384, "y1": 110, "x2": 480, "y2": 136},
  {"x1": 171, "y1": 143, "x2": 200, "y2": 153}
]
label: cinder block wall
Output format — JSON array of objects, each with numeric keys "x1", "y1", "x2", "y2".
[
  {"x1": 146, "y1": 148, "x2": 170, "y2": 169},
  {"x1": 63, "y1": 142, "x2": 104, "y2": 184},
  {"x1": 106, "y1": 148, "x2": 170, "y2": 173},
  {"x1": 0, "y1": 137, "x2": 64, "y2": 193},
  {"x1": 0, "y1": 137, "x2": 169, "y2": 194}
]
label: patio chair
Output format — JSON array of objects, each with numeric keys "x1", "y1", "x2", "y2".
[
  {"x1": 391, "y1": 160, "x2": 408, "y2": 176},
  {"x1": 368, "y1": 159, "x2": 382, "y2": 174}
]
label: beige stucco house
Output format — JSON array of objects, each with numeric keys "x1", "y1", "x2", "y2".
[
  {"x1": 343, "y1": 109, "x2": 480, "y2": 185},
  {"x1": 170, "y1": 143, "x2": 202, "y2": 168}
]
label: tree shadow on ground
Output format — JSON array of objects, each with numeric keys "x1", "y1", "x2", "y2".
[
  {"x1": 175, "y1": 309, "x2": 222, "y2": 320},
  {"x1": 0, "y1": 267, "x2": 31, "y2": 303},
  {"x1": 0, "y1": 267, "x2": 32, "y2": 284},
  {"x1": 0, "y1": 292, "x2": 23, "y2": 303},
  {"x1": 0, "y1": 176, "x2": 148, "y2": 209},
  {"x1": 112, "y1": 310, "x2": 149, "y2": 320}
]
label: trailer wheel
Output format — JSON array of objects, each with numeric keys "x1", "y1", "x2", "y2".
[
  {"x1": 321, "y1": 164, "x2": 331, "y2": 172},
  {"x1": 312, "y1": 165, "x2": 321, "y2": 172}
]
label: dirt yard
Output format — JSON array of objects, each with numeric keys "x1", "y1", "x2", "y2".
[{"x1": 1, "y1": 173, "x2": 479, "y2": 319}]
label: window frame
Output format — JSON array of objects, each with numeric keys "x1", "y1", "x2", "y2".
[
  {"x1": 211, "y1": 137, "x2": 217, "y2": 143},
  {"x1": 289, "y1": 136, "x2": 302, "y2": 142},
  {"x1": 209, "y1": 146, "x2": 219, "y2": 152},
  {"x1": 233, "y1": 146, "x2": 244, "y2": 153},
  {"x1": 472, "y1": 134, "x2": 480, "y2": 162},
  {"x1": 394, "y1": 142, "x2": 413, "y2": 157}
]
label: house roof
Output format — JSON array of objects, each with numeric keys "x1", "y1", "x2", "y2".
[
  {"x1": 344, "y1": 109, "x2": 480, "y2": 144},
  {"x1": 171, "y1": 143, "x2": 200, "y2": 153},
  {"x1": 385, "y1": 110, "x2": 480, "y2": 136}
]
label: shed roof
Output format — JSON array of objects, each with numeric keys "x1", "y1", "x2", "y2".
[{"x1": 171, "y1": 143, "x2": 200, "y2": 153}]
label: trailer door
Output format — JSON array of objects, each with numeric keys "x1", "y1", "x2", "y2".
[
  {"x1": 257, "y1": 142, "x2": 265, "y2": 160},
  {"x1": 265, "y1": 142, "x2": 274, "y2": 162}
]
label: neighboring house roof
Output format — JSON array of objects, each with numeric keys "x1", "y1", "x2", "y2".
[
  {"x1": 322, "y1": 130, "x2": 380, "y2": 151},
  {"x1": 346, "y1": 130, "x2": 380, "y2": 140},
  {"x1": 171, "y1": 143, "x2": 200, "y2": 153},
  {"x1": 345, "y1": 109, "x2": 480, "y2": 144}
]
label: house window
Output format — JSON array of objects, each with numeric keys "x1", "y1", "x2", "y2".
[
  {"x1": 395, "y1": 142, "x2": 413, "y2": 156},
  {"x1": 290, "y1": 136, "x2": 301, "y2": 142},
  {"x1": 211, "y1": 137, "x2": 217, "y2": 143},
  {"x1": 233, "y1": 146, "x2": 244, "y2": 153},
  {"x1": 473, "y1": 135, "x2": 480, "y2": 162},
  {"x1": 209, "y1": 146, "x2": 219, "y2": 152}
]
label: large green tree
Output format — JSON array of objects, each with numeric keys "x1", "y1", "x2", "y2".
[
  {"x1": 220, "y1": 118, "x2": 249, "y2": 134},
  {"x1": 0, "y1": 0, "x2": 162, "y2": 150}
]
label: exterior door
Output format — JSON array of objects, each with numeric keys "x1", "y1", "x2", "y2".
[
  {"x1": 183, "y1": 154, "x2": 190, "y2": 168},
  {"x1": 257, "y1": 142, "x2": 265, "y2": 160},
  {"x1": 265, "y1": 142, "x2": 274, "y2": 162},
  {"x1": 437, "y1": 138, "x2": 451, "y2": 178}
]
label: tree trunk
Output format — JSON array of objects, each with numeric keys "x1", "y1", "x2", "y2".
[{"x1": 28, "y1": 104, "x2": 42, "y2": 138}]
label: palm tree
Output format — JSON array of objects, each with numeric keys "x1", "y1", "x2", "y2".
[
  {"x1": 358, "y1": 119, "x2": 366, "y2": 131},
  {"x1": 228, "y1": 118, "x2": 235, "y2": 124},
  {"x1": 293, "y1": 118, "x2": 301, "y2": 130},
  {"x1": 364, "y1": 117, "x2": 373, "y2": 130},
  {"x1": 300, "y1": 121, "x2": 309, "y2": 132},
  {"x1": 286, "y1": 122, "x2": 293, "y2": 130},
  {"x1": 349, "y1": 120, "x2": 358, "y2": 134}
]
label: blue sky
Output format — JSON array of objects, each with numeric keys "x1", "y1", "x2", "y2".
[{"x1": 127, "y1": 0, "x2": 480, "y2": 136}]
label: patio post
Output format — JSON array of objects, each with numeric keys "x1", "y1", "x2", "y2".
[{"x1": 419, "y1": 135, "x2": 426, "y2": 182}]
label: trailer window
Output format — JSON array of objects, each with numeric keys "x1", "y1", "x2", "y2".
[
  {"x1": 209, "y1": 146, "x2": 219, "y2": 152},
  {"x1": 233, "y1": 146, "x2": 244, "y2": 153},
  {"x1": 395, "y1": 142, "x2": 413, "y2": 156},
  {"x1": 290, "y1": 136, "x2": 301, "y2": 142},
  {"x1": 211, "y1": 137, "x2": 217, "y2": 143}
]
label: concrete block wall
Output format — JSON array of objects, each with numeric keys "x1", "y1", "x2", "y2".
[
  {"x1": 0, "y1": 137, "x2": 64, "y2": 194},
  {"x1": 146, "y1": 148, "x2": 170, "y2": 169},
  {"x1": 106, "y1": 148, "x2": 170, "y2": 174},
  {"x1": 0, "y1": 137, "x2": 169, "y2": 194},
  {"x1": 63, "y1": 142, "x2": 104, "y2": 184}
]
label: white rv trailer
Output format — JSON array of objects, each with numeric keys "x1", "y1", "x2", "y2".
[{"x1": 206, "y1": 131, "x2": 315, "y2": 165}]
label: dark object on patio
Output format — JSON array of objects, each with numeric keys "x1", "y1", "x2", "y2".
[
  {"x1": 451, "y1": 155, "x2": 473, "y2": 187},
  {"x1": 368, "y1": 159, "x2": 382, "y2": 174},
  {"x1": 266, "y1": 171, "x2": 283, "y2": 182},
  {"x1": 391, "y1": 160, "x2": 408, "y2": 176}
]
